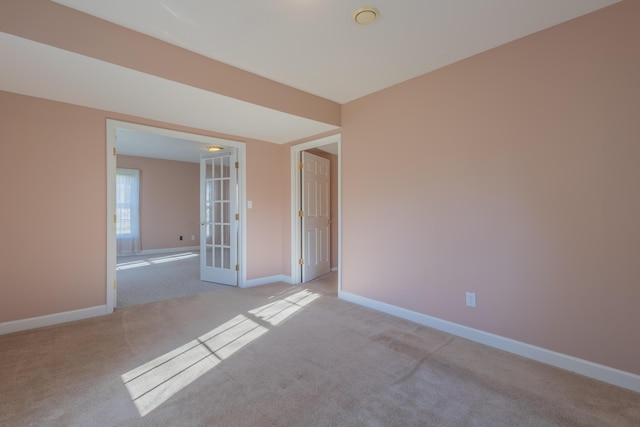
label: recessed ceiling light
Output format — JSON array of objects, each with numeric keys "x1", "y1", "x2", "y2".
[{"x1": 353, "y1": 6, "x2": 379, "y2": 25}]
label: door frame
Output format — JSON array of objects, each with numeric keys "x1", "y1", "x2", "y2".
[
  {"x1": 106, "y1": 119, "x2": 247, "y2": 313},
  {"x1": 290, "y1": 134, "x2": 341, "y2": 288}
]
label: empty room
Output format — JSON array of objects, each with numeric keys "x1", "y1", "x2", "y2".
[{"x1": 1, "y1": 1, "x2": 639, "y2": 425}]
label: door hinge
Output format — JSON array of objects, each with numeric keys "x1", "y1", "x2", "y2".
[
  {"x1": 235, "y1": 264, "x2": 240, "y2": 271},
  {"x1": 113, "y1": 214, "x2": 117, "y2": 223},
  {"x1": 113, "y1": 147, "x2": 116, "y2": 156},
  {"x1": 235, "y1": 161, "x2": 239, "y2": 169},
  {"x1": 298, "y1": 162, "x2": 304, "y2": 169},
  {"x1": 113, "y1": 280, "x2": 117, "y2": 290},
  {"x1": 299, "y1": 258, "x2": 304, "y2": 265},
  {"x1": 235, "y1": 213, "x2": 240, "y2": 220},
  {"x1": 298, "y1": 210, "x2": 304, "y2": 217}
]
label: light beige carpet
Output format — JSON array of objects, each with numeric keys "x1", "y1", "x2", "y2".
[
  {"x1": 116, "y1": 251, "x2": 229, "y2": 308},
  {"x1": 1, "y1": 273, "x2": 638, "y2": 426}
]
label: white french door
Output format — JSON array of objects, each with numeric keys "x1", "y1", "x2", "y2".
[
  {"x1": 200, "y1": 149, "x2": 238, "y2": 286},
  {"x1": 301, "y1": 151, "x2": 331, "y2": 282}
]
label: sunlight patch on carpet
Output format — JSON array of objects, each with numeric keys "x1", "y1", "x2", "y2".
[
  {"x1": 249, "y1": 289, "x2": 320, "y2": 326},
  {"x1": 122, "y1": 289, "x2": 319, "y2": 416},
  {"x1": 117, "y1": 252, "x2": 198, "y2": 270},
  {"x1": 116, "y1": 260, "x2": 151, "y2": 270},
  {"x1": 150, "y1": 252, "x2": 199, "y2": 264}
]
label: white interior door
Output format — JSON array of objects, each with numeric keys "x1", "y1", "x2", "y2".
[
  {"x1": 201, "y1": 149, "x2": 238, "y2": 286},
  {"x1": 301, "y1": 151, "x2": 331, "y2": 282}
]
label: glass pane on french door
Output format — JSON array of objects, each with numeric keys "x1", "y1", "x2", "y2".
[{"x1": 200, "y1": 149, "x2": 238, "y2": 286}]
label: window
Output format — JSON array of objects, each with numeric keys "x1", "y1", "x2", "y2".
[{"x1": 116, "y1": 168, "x2": 140, "y2": 254}]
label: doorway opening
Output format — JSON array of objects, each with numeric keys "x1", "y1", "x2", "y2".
[
  {"x1": 106, "y1": 120, "x2": 247, "y2": 312},
  {"x1": 290, "y1": 134, "x2": 341, "y2": 291}
]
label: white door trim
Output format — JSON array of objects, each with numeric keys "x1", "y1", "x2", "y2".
[
  {"x1": 106, "y1": 119, "x2": 247, "y2": 313},
  {"x1": 290, "y1": 134, "x2": 341, "y2": 290}
]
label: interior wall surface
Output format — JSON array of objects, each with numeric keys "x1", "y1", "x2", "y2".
[
  {"x1": 0, "y1": 90, "x2": 286, "y2": 323},
  {"x1": 0, "y1": 91, "x2": 106, "y2": 322},
  {"x1": 116, "y1": 155, "x2": 199, "y2": 252},
  {"x1": 341, "y1": 1, "x2": 640, "y2": 375},
  {"x1": 245, "y1": 140, "x2": 288, "y2": 280}
]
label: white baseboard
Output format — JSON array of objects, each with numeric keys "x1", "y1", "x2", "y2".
[
  {"x1": 137, "y1": 246, "x2": 199, "y2": 256},
  {"x1": 339, "y1": 291, "x2": 640, "y2": 393},
  {"x1": 331, "y1": 267, "x2": 339, "y2": 272},
  {"x1": 0, "y1": 305, "x2": 108, "y2": 336},
  {"x1": 242, "y1": 275, "x2": 292, "y2": 288}
]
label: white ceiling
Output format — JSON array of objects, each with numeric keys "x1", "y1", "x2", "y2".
[
  {"x1": 0, "y1": 32, "x2": 337, "y2": 145},
  {"x1": 2, "y1": 0, "x2": 620, "y2": 158},
  {"x1": 116, "y1": 128, "x2": 227, "y2": 164},
  {"x1": 52, "y1": 0, "x2": 620, "y2": 103}
]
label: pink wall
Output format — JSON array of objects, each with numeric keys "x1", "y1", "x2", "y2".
[
  {"x1": 0, "y1": 92, "x2": 106, "y2": 322},
  {"x1": 116, "y1": 156, "x2": 200, "y2": 251},
  {"x1": 0, "y1": 90, "x2": 286, "y2": 322},
  {"x1": 245, "y1": 140, "x2": 288, "y2": 279},
  {"x1": 341, "y1": 1, "x2": 640, "y2": 375}
]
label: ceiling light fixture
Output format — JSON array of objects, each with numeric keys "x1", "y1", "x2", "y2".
[
  {"x1": 207, "y1": 145, "x2": 223, "y2": 152},
  {"x1": 353, "y1": 6, "x2": 379, "y2": 25}
]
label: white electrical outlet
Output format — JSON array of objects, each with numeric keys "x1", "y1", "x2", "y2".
[
  {"x1": 191, "y1": 235, "x2": 195, "y2": 241},
  {"x1": 466, "y1": 292, "x2": 477, "y2": 308}
]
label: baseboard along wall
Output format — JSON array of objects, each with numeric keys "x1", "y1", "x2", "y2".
[
  {"x1": 7, "y1": 278, "x2": 636, "y2": 395},
  {"x1": 0, "y1": 273, "x2": 290, "y2": 335},
  {"x1": 339, "y1": 290, "x2": 640, "y2": 394},
  {"x1": 0, "y1": 305, "x2": 108, "y2": 336},
  {"x1": 137, "y1": 246, "x2": 199, "y2": 255},
  {"x1": 242, "y1": 275, "x2": 292, "y2": 288}
]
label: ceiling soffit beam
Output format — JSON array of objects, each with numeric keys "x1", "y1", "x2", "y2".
[{"x1": 0, "y1": 0, "x2": 341, "y2": 127}]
